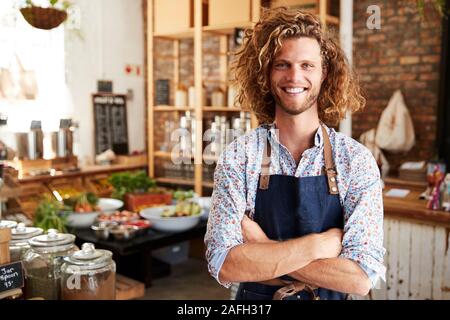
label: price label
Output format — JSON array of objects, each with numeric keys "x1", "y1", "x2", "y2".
[{"x1": 0, "y1": 261, "x2": 24, "y2": 293}]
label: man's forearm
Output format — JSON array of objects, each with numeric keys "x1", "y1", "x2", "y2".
[
  {"x1": 289, "y1": 258, "x2": 371, "y2": 296},
  {"x1": 219, "y1": 235, "x2": 319, "y2": 283}
]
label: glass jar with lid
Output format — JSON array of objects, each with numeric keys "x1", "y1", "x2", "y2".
[
  {"x1": 22, "y1": 229, "x2": 77, "y2": 300},
  {"x1": 61, "y1": 243, "x2": 116, "y2": 300},
  {"x1": 9, "y1": 223, "x2": 43, "y2": 262}
]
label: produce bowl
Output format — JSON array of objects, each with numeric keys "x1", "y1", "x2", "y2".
[
  {"x1": 65, "y1": 211, "x2": 99, "y2": 228},
  {"x1": 140, "y1": 205, "x2": 204, "y2": 232},
  {"x1": 97, "y1": 198, "x2": 124, "y2": 214},
  {"x1": 196, "y1": 197, "x2": 212, "y2": 220}
]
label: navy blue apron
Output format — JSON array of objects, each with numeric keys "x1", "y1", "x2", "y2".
[{"x1": 235, "y1": 125, "x2": 347, "y2": 300}]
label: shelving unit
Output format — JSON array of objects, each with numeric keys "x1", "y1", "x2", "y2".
[{"x1": 146, "y1": 0, "x2": 340, "y2": 196}]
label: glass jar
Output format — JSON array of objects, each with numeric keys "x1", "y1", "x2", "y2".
[
  {"x1": 22, "y1": 229, "x2": 77, "y2": 300},
  {"x1": 10, "y1": 223, "x2": 43, "y2": 262},
  {"x1": 0, "y1": 220, "x2": 17, "y2": 229},
  {"x1": 60, "y1": 243, "x2": 116, "y2": 300}
]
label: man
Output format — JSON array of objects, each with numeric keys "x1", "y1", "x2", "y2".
[{"x1": 204, "y1": 7, "x2": 386, "y2": 300}]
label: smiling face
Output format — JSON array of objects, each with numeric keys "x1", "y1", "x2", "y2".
[{"x1": 270, "y1": 37, "x2": 325, "y2": 117}]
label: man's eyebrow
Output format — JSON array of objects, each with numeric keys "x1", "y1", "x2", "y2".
[{"x1": 273, "y1": 58, "x2": 319, "y2": 64}]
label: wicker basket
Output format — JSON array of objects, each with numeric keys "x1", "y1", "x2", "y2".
[{"x1": 20, "y1": 6, "x2": 67, "y2": 30}]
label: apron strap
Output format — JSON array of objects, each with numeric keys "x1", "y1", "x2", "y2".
[
  {"x1": 259, "y1": 133, "x2": 271, "y2": 190},
  {"x1": 259, "y1": 125, "x2": 338, "y2": 194},
  {"x1": 321, "y1": 125, "x2": 339, "y2": 195}
]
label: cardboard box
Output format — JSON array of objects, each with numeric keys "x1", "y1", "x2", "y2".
[
  {"x1": 209, "y1": 0, "x2": 251, "y2": 26},
  {"x1": 270, "y1": 0, "x2": 335, "y2": 15},
  {"x1": 154, "y1": 0, "x2": 192, "y2": 34}
]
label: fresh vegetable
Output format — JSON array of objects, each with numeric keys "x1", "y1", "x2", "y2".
[
  {"x1": 161, "y1": 201, "x2": 201, "y2": 217},
  {"x1": 172, "y1": 189, "x2": 195, "y2": 201},
  {"x1": 63, "y1": 192, "x2": 99, "y2": 213},
  {"x1": 74, "y1": 192, "x2": 99, "y2": 213},
  {"x1": 34, "y1": 197, "x2": 69, "y2": 232},
  {"x1": 108, "y1": 171, "x2": 156, "y2": 200}
]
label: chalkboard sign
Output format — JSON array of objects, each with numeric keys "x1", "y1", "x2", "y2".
[
  {"x1": 155, "y1": 79, "x2": 170, "y2": 105},
  {"x1": 93, "y1": 93, "x2": 129, "y2": 155},
  {"x1": 0, "y1": 261, "x2": 24, "y2": 293}
]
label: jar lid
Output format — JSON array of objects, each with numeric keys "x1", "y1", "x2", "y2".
[
  {"x1": 29, "y1": 229, "x2": 75, "y2": 247},
  {"x1": 0, "y1": 220, "x2": 18, "y2": 229},
  {"x1": 64, "y1": 243, "x2": 112, "y2": 270},
  {"x1": 11, "y1": 223, "x2": 43, "y2": 240}
]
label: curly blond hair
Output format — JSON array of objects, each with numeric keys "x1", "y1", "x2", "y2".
[{"x1": 231, "y1": 7, "x2": 365, "y2": 125}]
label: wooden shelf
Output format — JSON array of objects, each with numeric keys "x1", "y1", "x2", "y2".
[
  {"x1": 326, "y1": 15, "x2": 340, "y2": 26},
  {"x1": 202, "y1": 181, "x2": 215, "y2": 188},
  {"x1": 203, "y1": 106, "x2": 243, "y2": 112},
  {"x1": 203, "y1": 21, "x2": 254, "y2": 35},
  {"x1": 155, "y1": 177, "x2": 195, "y2": 186},
  {"x1": 203, "y1": 155, "x2": 219, "y2": 162},
  {"x1": 154, "y1": 106, "x2": 194, "y2": 112},
  {"x1": 147, "y1": 1, "x2": 338, "y2": 196},
  {"x1": 154, "y1": 151, "x2": 193, "y2": 160},
  {"x1": 153, "y1": 28, "x2": 194, "y2": 39}
]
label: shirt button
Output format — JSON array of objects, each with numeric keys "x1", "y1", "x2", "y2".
[{"x1": 332, "y1": 187, "x2": 337, "y2": 192}]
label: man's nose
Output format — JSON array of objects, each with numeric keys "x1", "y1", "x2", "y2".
[{"x1": 285, "y1": 66, "x2": 305, "y2": 82}]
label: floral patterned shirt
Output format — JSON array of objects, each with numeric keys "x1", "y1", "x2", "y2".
[{"x1": 204, "y1": 123, "x2": 386, "y2": 289}]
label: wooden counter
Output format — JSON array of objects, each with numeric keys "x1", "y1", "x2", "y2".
[
  {"x1": 383, "y1": 188, "x2": 450, "y2": 227},
  {"x1": 17, "y1": 163, "x2": 147, "y2": 184}
]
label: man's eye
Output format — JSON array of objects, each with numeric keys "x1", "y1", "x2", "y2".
[
  {"x1": 274, "y1": 63, "x2": 288, "y2": 69},
  {"x1": 302, "y1": 63, "x2": 314, "y2": 69}
]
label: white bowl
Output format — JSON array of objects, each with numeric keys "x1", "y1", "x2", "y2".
[
  {"x1": 196, "y1": 197, "x2": 212, "y2": 220},
  {"x1": 97, "y1": 198, "x2": 124, "y2": 214},
  {"x1": 140, "y1": 205, "x2": 204, "y2": 232},
  {"x1": 65, "y1": 211, "x2": 99, "y2": 228}
]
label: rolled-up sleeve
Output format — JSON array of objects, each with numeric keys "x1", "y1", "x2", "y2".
[
  {"x1": 339, "y1": 148, "x2": 387, "y2": 289},
  {"x1": 204, "y1": 140, "x2": 248, "y2": 288}
]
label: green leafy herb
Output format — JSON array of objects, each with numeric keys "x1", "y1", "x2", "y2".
[
  {"x1": 34, "y1": 196, "x2": 70, "y2": 232},
  {"x1": 108, "y1": 171, "x2": 156, "y2": 200}
]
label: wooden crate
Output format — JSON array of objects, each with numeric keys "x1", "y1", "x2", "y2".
[
  {"x1": 84, "y1": 173, "x2": 114, "y2": 197},
  {"x1": 50, "y1": 155, "x2": 78, "y2": 171},
  {"x1": 124, "y1": 192, "x2": 173, "y2": 211},
  {"x1": 15, "y1": 159, "x2": 51, "y2": 177},
  {"x1": 209, "y1": 0, "x2": 251, "y2": 26},
  {"x1": 115, "y1": 274, "x2": 145, "y2": 300},
  {"x1": 154, "y1": 0, "x2": 192, "y2": 34},
  {"x1": 114, "y1": 154, "x2": 147, "y2": 166}
]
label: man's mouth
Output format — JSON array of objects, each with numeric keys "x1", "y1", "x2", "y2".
[{"x1": 282, "y1": 87, "x2": 308, "y2": 94}]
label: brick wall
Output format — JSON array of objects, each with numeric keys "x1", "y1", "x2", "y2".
[{"x1": 352, "y1": 0, "x2": 442, "y2": 173}]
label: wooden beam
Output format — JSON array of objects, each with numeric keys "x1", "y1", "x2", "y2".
[
  {"x1": 319, "y1": 0, "x2": 327, "y2": 31},
  {"x1": 194, "y1": 0, "x2": 203, "y2": 196},
  {"x1": 147, "y1": 0, "x2": 154, "y2": 177}
]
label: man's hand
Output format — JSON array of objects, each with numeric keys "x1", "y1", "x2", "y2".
[
  {"x1": 241, "y1": 215, "x2": 271, "y2": 243},
  {"x1": 314, "y1": 228, "x2": 343, "y2": 259}
]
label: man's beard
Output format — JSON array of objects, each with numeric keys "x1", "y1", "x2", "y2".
[{"x1": 272, "y1": 87, "x2": 319, "y2": 116}]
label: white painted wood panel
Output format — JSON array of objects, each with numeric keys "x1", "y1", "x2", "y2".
[
  {"x1": 409, "y1": 223, "x2": 422, "y2": 299},
  {"x1": 418, "y1": 226, "x2": 433, "y2": 299},
  {"x1": 387, "y1": 219, "x2": 399, "y2": 299},
  {"x1": 442, "y1": 231, "x2": 450, "y2": 300},
  {"x1": 397, "y1": 221, "x2": 411, "y2": 299},
  {"x1": 432, "y1": 227, "x2": 445, "y2": 300}
]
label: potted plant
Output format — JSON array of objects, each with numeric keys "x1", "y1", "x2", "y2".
[
  {"x1": 20, "y1": 0, "x2": 72, "y2": 30},
  {"x1": 108, "y1": 171, "x2": 172, "y2": 211}
]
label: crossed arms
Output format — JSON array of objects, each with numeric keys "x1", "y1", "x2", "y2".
[{"x1": 219, "y1": 216, "x2": 372, "y2": 296}]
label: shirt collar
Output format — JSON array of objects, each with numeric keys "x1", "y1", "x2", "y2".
[{"x1": 265, "y1": 122, "x2": 327, "y2": 149}]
